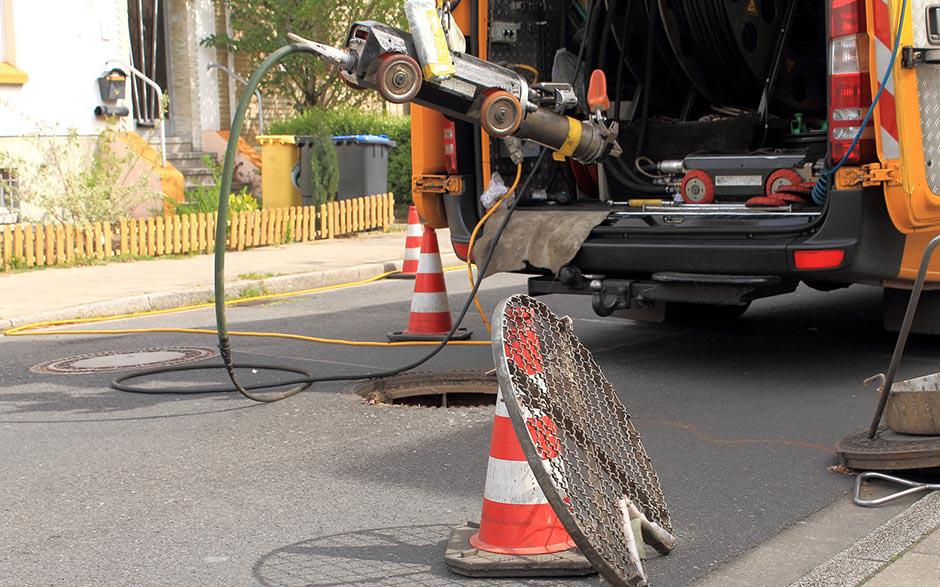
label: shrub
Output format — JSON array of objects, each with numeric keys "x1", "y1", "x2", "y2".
[
  {"x1": 0, "y1": 126, "x2": 155, "y2": 223},
  {"x1": 270, "y1": 107, "x2": 411, "y2": 205},
  {"x1": 170, "y1": 155, "x2": 260, "y2": 215}
]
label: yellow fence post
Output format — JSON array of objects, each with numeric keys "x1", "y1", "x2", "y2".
[
  {"x1": 252, "y1": 209, "x2": 261, "y2": 246},
  {"x1": 1, "y1": 224, "x2": 11, "y2": 267},
  {"x1": 24, "y1": 224, "x2": 34, "y2": 267},
  {"x1": 207, "y1": 213, "x2": 216, "y2": 253},
  {"x1": 75, "y1": 224, "x2": 85, "y2": 260},
  {"x1": 181, "y1": 214, "x2": 191, "y2": 253},
  {"x1": 34, "y1": 223, "x2": 45, "y2": 266},
  {"x1": 85, "y1": 223, "x2": 95, "y2": 258},
  {"x1": 103, "y1": 222, "x2": 112, "y2": 258},
  {"x1": 13, "y1": 224, "x2": 23, "y2": 263},
  {"x1": 144, "y1": 218, "x2": 154, "y2": 256},
  {"x1": 54, "y1": 225, "x2": 65, "y2": 264},
  {"x1": 44, "y1": 224, "x2": 54, "y2": 264},
  {"x1": 155, "y1": 216, "x2": 164, "y2": 256},
  {"x1": 91, "y1": 221, "x2": 102, "y2": 259},
  {"x1": 64, "y1": 224, "x2": 74, "y2": 262}
]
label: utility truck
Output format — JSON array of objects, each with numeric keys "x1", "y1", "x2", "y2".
[{"x1": 306, "y1": 0, "x2": 940, "y2": 333}]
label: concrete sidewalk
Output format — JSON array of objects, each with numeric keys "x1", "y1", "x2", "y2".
[
  {"x1": 0, "y1": 228, "x2": 456, "y2": 330},
  {"x1": 865, "y1": 524, "x2": 940, "y2": 585}
]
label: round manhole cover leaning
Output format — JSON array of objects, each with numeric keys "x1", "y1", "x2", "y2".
[{"x1": 31, "y1": 347, "x2": 218, "y2": 375}]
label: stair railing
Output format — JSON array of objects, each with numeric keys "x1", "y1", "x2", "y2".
[
  {"x1": 208, "y1": 62, "x2": 265, "y2": 135},
  {"x1": 106, "y1": 59, "x2": 166, "y2": 166}
]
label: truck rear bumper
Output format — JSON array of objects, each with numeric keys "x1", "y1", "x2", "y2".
[{"x1": 568, "y1": 188, "x2": 905, "y2": 285}]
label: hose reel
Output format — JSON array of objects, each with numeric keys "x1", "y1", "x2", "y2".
[{"x1": 658, "y1": 0, "x2": 826, "y2": 112}]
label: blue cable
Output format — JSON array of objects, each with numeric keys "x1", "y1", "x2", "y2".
[{"x1": 812, "y1": 0, "x2": 907, "y2": 205}]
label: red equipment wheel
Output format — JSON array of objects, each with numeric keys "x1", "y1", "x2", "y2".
[
  {"x1": 374, "y1": 53, "x2": 422, "y2": 104},
  {"x1": 480, "y1": 90, "x2": 524, "y2": 138},
  {"x1": 775, "y1": 181, "x2": 815, "y2": 196},
  {"x1": 771, "y1": 193, "x2": 809, "y2": 205},
  {"x1": 746, "y1": 196, "x2": 786, "y2": 208},
  {"x1": 765, "y1": 169, "x2": 804, "y2": 197},
  {"x1": 681, "y1": 170, "x2": 715, "y2": 204}
]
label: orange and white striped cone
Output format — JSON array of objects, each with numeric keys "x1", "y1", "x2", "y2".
[
  {"x1": 388, "y1": 205, "x2": 422, "y2": 280},
  {"x1": 388, "y1": 225, "x2": 472, "y2": 342},
  {"x1": 445, "y1": 307, "x2": 593, "y2": 578},
  {"x1": 470, "y1": 387, "x2": 573, "y2": 554},
  {"x1": 445, "y1": 387, "x2": 593, "y2": 577}
]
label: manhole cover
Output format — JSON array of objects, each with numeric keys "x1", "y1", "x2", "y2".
[
  {"x1": 31, "y1": 347, "x2": 218, "y2": 375},
  {"x1": 352, "y1": 370, "x2": 497, "y2": 407}
]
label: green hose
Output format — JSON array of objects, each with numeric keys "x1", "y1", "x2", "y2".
[
  {"x1": 214, "y1": 43, "x2": 319, "y2": 402},
  {"x1": 205, "y1": 43, "x2": 546, "y2": 403}
]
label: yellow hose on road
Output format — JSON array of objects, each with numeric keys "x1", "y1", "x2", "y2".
[
  {"x1": 466, "y1": 163, "x2": 523, "y2": 334},
  {"x1": 4, "y1": 266, "x2": 490, "y2": 347}
]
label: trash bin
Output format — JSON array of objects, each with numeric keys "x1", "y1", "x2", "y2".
[
  {"x1": 332, "y1": 135, "x2": 397, "y2": 201},
  {"x1": 257, "y1": 135, "x2": 300, "y2": 209}
]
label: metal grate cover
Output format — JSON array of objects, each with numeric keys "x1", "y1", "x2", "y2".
[{"x1": 492, "y1": 294, "x2": 675, "y2": 587}]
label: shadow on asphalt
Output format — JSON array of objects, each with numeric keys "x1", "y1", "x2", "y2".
[{"x1": 252, "y1": 524, "x2": 595, "y2": 587}]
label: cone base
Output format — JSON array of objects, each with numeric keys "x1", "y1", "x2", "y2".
[
  {"x1": 386, "y1": 272, "x2": 417, "y2": 280},
  {"x1": 444, "y1": 524, "x2": 595, "y2": 578},
  {"x1": 387, "y1": 327, "x2": 473, "y2": 342}
]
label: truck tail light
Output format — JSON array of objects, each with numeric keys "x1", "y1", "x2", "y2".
[
  {"x1": 829, "y1": 0, "x2": 876, "y2": 164},
  {"x1": 794, "y1": 249, "x2": 846, "y2": 270}
]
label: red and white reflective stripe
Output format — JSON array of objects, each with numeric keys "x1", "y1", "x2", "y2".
[
  {"x1": 872, "y1": 0, "x2": 901, "y2": 159},
  {"x1": 404, "y1": 225, "x2": 454, "y2": 334},
  {"x1": 470, "y1": 388, "x2": 574, "y2": 555},
  {"x1": 400, "y1": 207, "x2": 423, "y2": 274},
  {"x1": 482, "y1": 458, "x2": 547, "y2": 504},
  {"x1": 482, "y1": 390, "x2": 551, "y2": 506},
  {"x1": 408, "y1": 292, "x2": 449, "y2": 313}
]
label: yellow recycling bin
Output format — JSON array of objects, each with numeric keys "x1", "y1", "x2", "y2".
[{"x1": 257, "y1": 135, "x2": 300, "y2": 209}]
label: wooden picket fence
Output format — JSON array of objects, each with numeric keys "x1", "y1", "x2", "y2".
[{"x1": 0, "y1": 193, "x2": 395, "y2": 270}]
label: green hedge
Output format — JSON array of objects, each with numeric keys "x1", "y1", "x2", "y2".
[{"x1": 270, "y1": 107, "x2": 412, "y2": 205}]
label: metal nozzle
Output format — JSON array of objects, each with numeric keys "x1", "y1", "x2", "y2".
[{"x1": 287, "y1": 32, "x2": 357, "y2": 71}]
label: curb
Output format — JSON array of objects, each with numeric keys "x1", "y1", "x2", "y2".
[
  {"x1": 792, "y1": 491, "x2": 940, "y2": 586},
  {"x1": 1, "y1": 252, "x2": 461, "y2": 332}
]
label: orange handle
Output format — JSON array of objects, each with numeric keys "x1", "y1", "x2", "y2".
[{"x1": 587, "y1": 69, "x2": 610, "y2": 112}]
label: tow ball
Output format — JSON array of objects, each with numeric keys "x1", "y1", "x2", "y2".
[{"x1": 289, "y1": 22, "x2": 622, "y2": 165}]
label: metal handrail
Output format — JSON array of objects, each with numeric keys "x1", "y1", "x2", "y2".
[
  {"x1": 106, "y1": 59, "x2": 166, "y2": 166},
  {"x1": 208, "y1": 62, "x2": 265, "y2": 135}
]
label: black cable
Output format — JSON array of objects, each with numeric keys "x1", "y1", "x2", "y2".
[
  {"x1": 573, "y1": 0, "x2": 599, "y2": 104},
  {"x1": 612, "y1": 0, "x2": 634, "y2": 123},
  {"x1": 597, "y1": 0, "x2": 619, "y2": 72},
  {"x1": 114, "y1": 39, "x2": 550, "y2": 401},
  {"x1": 604, "y1": 158, "x2": 668, "y2": 195},
  {"x1": 635, "y1": 0, "x2": 657, "y2": 156}
]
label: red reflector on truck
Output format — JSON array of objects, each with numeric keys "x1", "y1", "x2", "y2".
[{"x1": 794, "y1": 249, "x2": 846, "y2": 270}]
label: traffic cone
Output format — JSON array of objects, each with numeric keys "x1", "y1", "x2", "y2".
[
  {"x1": 444, "y1": 387, "x2": 593, "y2": 577},
  {"x1": 388, "y1": 225, "x2": 472, "y2": 341},
  {"x1": 389, "y1": 205, "x2": 422, "y2": 279},
  {"x1": 444, "y1": 304, "x2": 593, "y2": 578},
  {"x1": 471, "y1": 387, "x2": 573, "y2": 554}
]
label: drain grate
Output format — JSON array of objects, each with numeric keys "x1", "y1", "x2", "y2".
[
  {"x1": 352, "y1": 370, "x2": 497, "y2": 407},
  {"x1": 30, "y1": 347, "x2": 218, "y2": 375}
]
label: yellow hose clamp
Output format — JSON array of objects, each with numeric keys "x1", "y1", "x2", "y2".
[{"x1": 553, "y1": 117, "x2": 583, "y2": 161}]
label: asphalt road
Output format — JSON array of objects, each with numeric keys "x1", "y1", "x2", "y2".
[{"x1": 3, "y1": 271, "x2": 938, "y2": 586}]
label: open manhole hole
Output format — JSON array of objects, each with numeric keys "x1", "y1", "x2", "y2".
[
  {"x1": 353, "y1": 370, "x2": 497, "y2": 407},
  {"x1": 30, "y1": 347, "x2": 218, "y2": 375}
]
